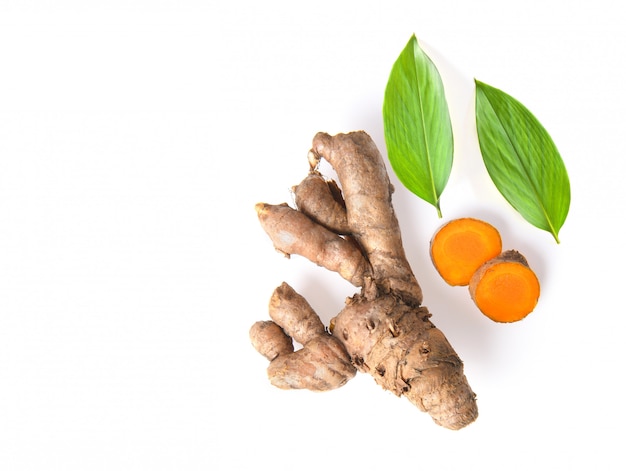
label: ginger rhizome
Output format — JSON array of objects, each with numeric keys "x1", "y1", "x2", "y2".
[
  {"x1": 430, "y1": 218, "x2": 502, "y2": 286},
  {"x1": 250, "y1": 131, "x2": 478, "y2": 430},
  {"x1": 469, "y1": 250, "x2": 540, "y2": 323}
]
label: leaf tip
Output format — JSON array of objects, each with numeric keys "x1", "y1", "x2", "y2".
[{"x1": 474, "y1": 79, "x2": 489, "y2": 93}]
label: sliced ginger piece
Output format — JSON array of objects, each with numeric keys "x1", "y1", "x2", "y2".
[
  {"x1": 430, "y1": 218, "x2": 502, "y2": 286},
  {"x1": 469, "y1": 250, "x2": 540, "y2": 323}
]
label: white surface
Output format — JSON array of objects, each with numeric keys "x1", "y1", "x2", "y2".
[{"x1": 0, "y1": 1, "x2": 624, "y2": 470}]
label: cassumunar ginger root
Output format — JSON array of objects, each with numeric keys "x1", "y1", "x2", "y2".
[{"x1": 250, "y1": 131, "x2": 478, "y2": 430}]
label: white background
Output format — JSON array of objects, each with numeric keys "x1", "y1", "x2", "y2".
[{"x1": 1, "y1": 1, "x2": 624, "y2": 470}]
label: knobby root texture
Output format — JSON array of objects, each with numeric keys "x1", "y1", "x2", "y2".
[{"x1": 249, "y1": 131, "x2": 478, "y2": 430}]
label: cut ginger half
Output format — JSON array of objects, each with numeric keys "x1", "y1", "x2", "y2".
[
  {"x1": 430, "y1": 218, "x2": 502, "y2": 286},
  {"x1": 469, "y1": 250, "x2": 540, "y2": 323}
]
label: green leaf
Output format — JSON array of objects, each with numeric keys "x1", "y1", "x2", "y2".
[
  {"x1": 383, "y1": 34, "x2": 453, "y2": 217},
  {"x1": 475, "y1": 80, "x2": 570, "y2": 243}
]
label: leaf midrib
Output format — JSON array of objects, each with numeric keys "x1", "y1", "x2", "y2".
[{"x1": 411, "y1": 47, "x2": 440, "y2": 215}]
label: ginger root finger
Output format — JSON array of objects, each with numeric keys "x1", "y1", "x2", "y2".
[
  {"x1": 268, "y1": 335, "x2": 356, "y2": 391},
  {"x1": 249, "y1": 320, "x2": 294, "y2": 361},
  {"x1": 252, "y1": 283, "x2": 356, "y2": 391},
  {"x1": 269, "y1": 282, "x2": 325, "y2": 346},
  {"x1": 293, "y1": 171, "x2": 350, "y2": 235},
  {"x1": 430, "y1": 217, "x2": 503, "y2": 286},
  {"x1": 311, "y1": 132, "x2": 422, "y2": 305},
  {"x1": 469, "y1": 250, "x2": 540, "y2": 323},
  {"x1": 256, "y1": 202, "x2": 371, "y2": 287}
]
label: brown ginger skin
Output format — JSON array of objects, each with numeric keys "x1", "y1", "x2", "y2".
[
  {"x1": 250, "y1": 131, "x2": 478, "y2": 430},
  {"x1": 293, "y1": 172, "x2": 350, "y2": 234},
  {"x1": 250, "y1": 282, "x2": 357, "y2": 391}
]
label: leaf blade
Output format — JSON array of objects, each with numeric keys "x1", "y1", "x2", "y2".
[
  {"x1": 383, "y1": 35, "x2": 453, "y2": 217},
  {"x1": 475, "y1": 80, "x2": 571, "y2": 242}
]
